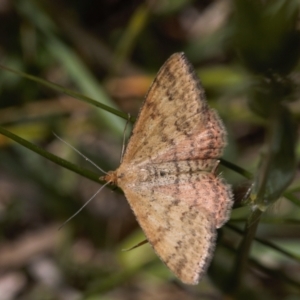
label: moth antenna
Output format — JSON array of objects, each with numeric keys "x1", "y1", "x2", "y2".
[
  {"x1": 58, "y1": 181, "x2": 110, "y2": 230},
  {"x1": 120, "y1": 113, "x2": 131, "y2": 163},
  {"x1": 53, "y1": 132, "x2": 107, "y2": 175}
]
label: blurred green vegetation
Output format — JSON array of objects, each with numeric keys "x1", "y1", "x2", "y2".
[{"x1": 0, "y1": 0, "x2": 299, "y2": 299}]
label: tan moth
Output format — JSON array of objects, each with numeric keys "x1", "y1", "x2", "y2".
[{"x1": 101, "y1": 53, "x2": 233, "y2": 285}]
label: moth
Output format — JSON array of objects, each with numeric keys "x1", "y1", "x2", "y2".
[{"x1": 101, "y1": 53, "x2": 232, "y2": 284}]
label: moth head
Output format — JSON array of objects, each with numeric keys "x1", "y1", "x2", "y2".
[{"x1": 100, "y1": 171, "x2": 118, "y2": 185}]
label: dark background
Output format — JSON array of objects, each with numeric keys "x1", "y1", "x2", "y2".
[{"x1": 0, "y1": 0, "x2": 299, "y2": 299}]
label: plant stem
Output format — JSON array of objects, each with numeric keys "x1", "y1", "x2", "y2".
[{"x1": 226, "y1": 207, "x2": 262, "y2": 295}]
